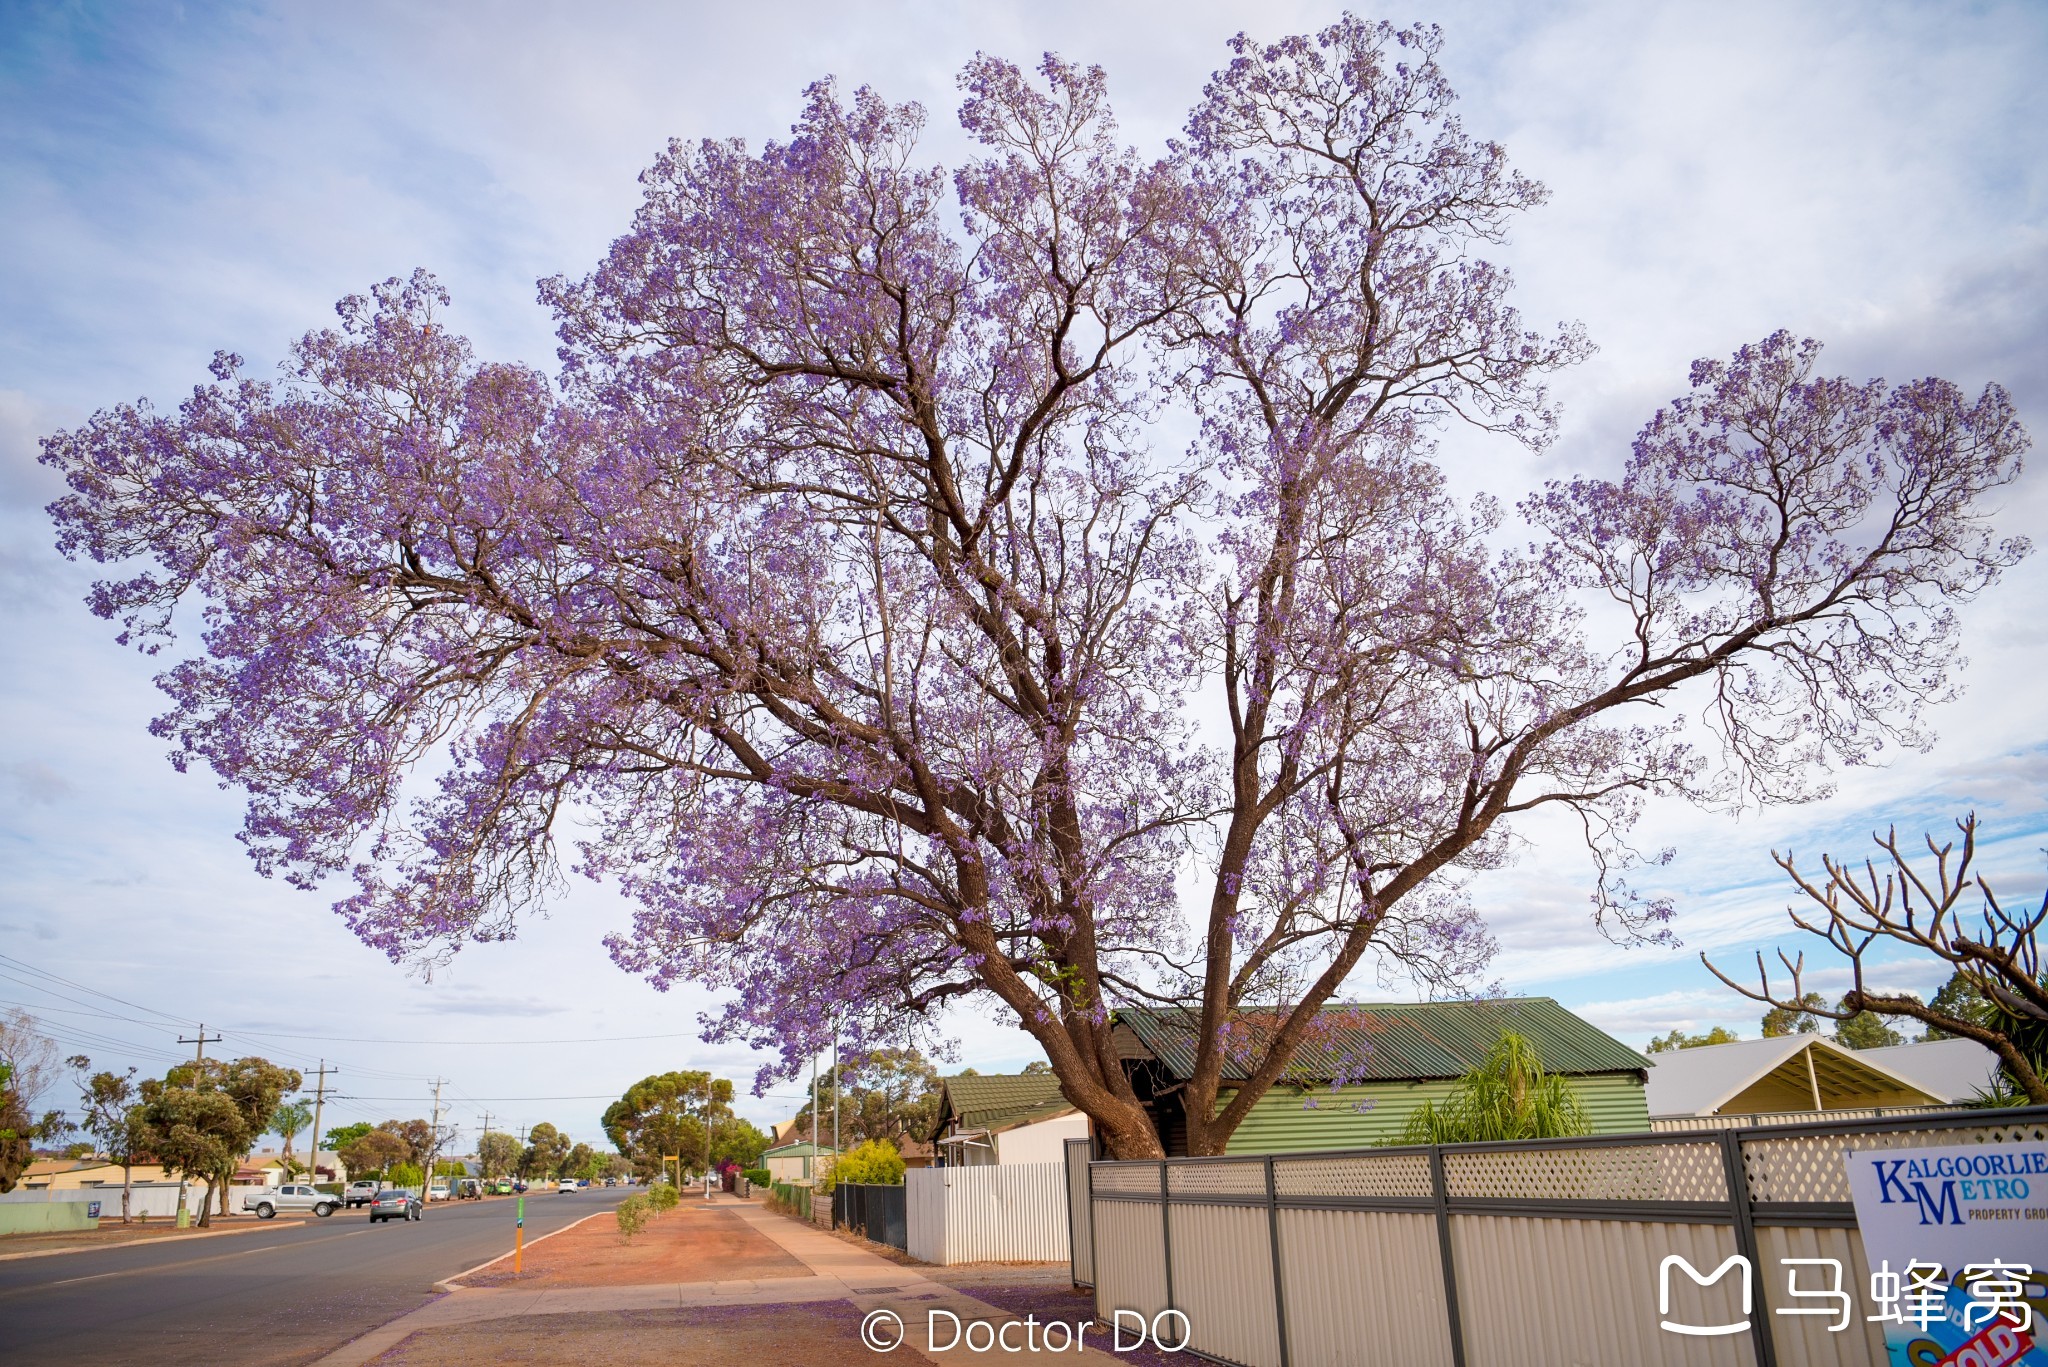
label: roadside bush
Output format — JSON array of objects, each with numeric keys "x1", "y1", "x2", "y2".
[
  {"x1": 614, "y1": 1192, "x2": 650, "y2": 1240},
  {"x1": 820, "y1": 1139, "x2": 904, "y2": 1193},
  {"x1": 388, "y1": 1162, "x2": 424, "y2": 1190},
  {"x1": 742, "y1": 1167, "x2": 770, "y2": 1187},
  {"x1": 647, "y1": 1179, "x2": 680, "y2": 1212}
]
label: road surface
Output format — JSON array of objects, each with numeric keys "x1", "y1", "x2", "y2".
[{"x1": 0, "y1": 1188, "x2": 625, "y2": 1365}]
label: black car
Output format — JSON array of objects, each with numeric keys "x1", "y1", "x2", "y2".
[{"x1": 368, "y1": 1189, "x2": 422, "y2": 1223}]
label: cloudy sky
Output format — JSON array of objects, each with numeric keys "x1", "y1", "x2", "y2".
[{"x1": 2, "y1": 0, "x2": 2044, "y2": 1151}]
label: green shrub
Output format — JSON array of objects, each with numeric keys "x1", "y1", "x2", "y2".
[
  {"x1": 388, "y1": 1162, "x2": 424, "y2": 1189},
  {"x1": 742, "y1": 1167, "x2": 770, "y2": 1188},
  {"x1": 821, "y1": 1139, "x2": 905, "y2": 1193},
  {"x1": 1390, "y1": 1031, "x2": 1591, "y2": 1145},
  {"x1": 647, "y1": 1180, "x2": 680, "y2": 1211},
  {"x1": 615, "y1": 1192, "x2": 650, "y2": 1240}
]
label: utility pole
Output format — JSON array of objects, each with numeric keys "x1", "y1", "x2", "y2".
[
  {"x1": 477, "y1": 1112, "x2": 495, "y2": 1180},
  {"x1": 831, "y1": 1014, "x2": 840, "y2": 1161},
  {"x1": 305, "y1": 1061, "x2": 336, "y2": 1184},
  {"x1": 177, "y1": 1024, "x2": 222, "y2": 1063},
  {"x1": 428, "y1": 1078, "x2": 447, "y2": 1191}
]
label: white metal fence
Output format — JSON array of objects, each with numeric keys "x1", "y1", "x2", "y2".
[
  {"x1": 1074, "y1": 1108, "x2": 2048, "y2": 1367},
  {"x1": 907, "y1": 1163, "x2": 1071, "y2": 1265},
  {"x1": 0, "y1": 1183, "x2": 191, "y2": 1218}
]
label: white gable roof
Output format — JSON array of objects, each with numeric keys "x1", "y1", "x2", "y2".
[
  {"x1": 1643, "y1": 1034, "x2": 1941, "y2": 1116},
  {"x1": 1854, "y1": 1038, "x2": 2002, "y2": 1102}
]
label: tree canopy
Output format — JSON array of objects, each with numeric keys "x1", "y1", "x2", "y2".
[
  {"x1": 1644, "y1": 1026, "x2": 1739, "y2": 1054},
  {"x1": 791, "y1": 1048, "x2": 941, "y2": 1149},
  {"x1": 43, "y1": 17, "x2": 2032, "y2": 1157},
  {"x1": 520, "y1": 1122, "x2": 572, "y2": 1178},
  {"x1": 135, "y1": 1056, "x2": 299, "y2": 1226}
]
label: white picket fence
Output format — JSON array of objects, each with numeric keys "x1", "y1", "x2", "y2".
[{"x1": 906, "y1": 1162, "x2": 1070, "y2": 1265}]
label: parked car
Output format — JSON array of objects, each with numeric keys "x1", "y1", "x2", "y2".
[
  {"x1": 455, "y1": 1178, "x2": 483, "y2": 1200},
  {"x1": 557, "y1": 1178, "x2": 578, "y2": 1193},
  {"x1": 369, "y1": 1188, "x2": 422, "y2": 1223},
  {"x1": 342, "y1": 1180, "x2": 382, "y2": 1208},
  {"x1": 425, "y1": 1180, "x2": 451, "y2": 1202},
  {"x1": 491, "y1": 1179, "x2": 513, "y2": 1195},
  {"x1": 511, "y1": 1180, "x2": 528, "y2": 1193},
  {"x1": 243, "y1": 1184, "x2": 339, "y2": 1219}
]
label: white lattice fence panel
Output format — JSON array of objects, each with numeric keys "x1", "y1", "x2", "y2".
[
  {"x1": 1444, "y1": 1143, "x2": 1678, "y2": 1201},
  {"x1": 1167, "y1": 1158, "x2": 1267, "y2": 1197},
  {"x1": 1742, "y1": 1117, "x2": 2048, "y2": 1203},
  {"x1": 1091, "y1": 1162, "x2": 1163, "y2": 1196},
  {"x1": 1272, "y1": 1150, "x2": 1433, "y2": 1199}
]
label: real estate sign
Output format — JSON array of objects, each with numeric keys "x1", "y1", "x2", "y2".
[{"x1": 1847, "y1": 1141, "x2": 2048, "y2": 1366}]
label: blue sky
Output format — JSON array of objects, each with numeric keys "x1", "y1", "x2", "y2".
[{"x1": 2, "y1": 0, "x2": 2045, "y2": 1149}]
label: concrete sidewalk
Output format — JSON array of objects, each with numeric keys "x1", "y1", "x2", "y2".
[{"x1": 316, "y1": 1195, "x2": 1119, "y2": 1366}]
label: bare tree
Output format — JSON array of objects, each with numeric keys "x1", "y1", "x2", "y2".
[
  {"x1": 0, "y1": 1009, "x2": 61, "y2": 1113},
  {"x1": 1705, "y1": 815, "x2": 2048, "y2": 1103}
]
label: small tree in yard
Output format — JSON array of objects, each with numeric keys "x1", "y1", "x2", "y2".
[
  {"x1": 338, "y1": 1126, "x2": 408, "y2": 1178},
  {"x1": 1708, "y1": 815, "x2": 2048, "y2": 1102},
  {"x1": 477, "y1": 1130, "x2": 521, "y2": 1179},
  {"x1": 68, "y1": 1057, "x2": 144, "y2": 1220},
  {"x1": 42, "y1": 17, "x2": 2032, "y2": 1158},
  {"x1": 270, "y1": 1098, "x2": 312, "y2": 1176},
  {"x1": 1395, "y1": 1032, "x2": 1589, "y2": 1144}
]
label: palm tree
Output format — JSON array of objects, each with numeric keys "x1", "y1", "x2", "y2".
[
  {"x1": 1395, "y1": 1032, "x2": 1592, "y2": 1144},
  {"x1": 272, "y1": 1100, "x2": 313, "y2": 1178}
]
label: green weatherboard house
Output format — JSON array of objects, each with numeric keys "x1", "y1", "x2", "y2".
[{"x1": 1112, "y1": 997, "x2": 1652, "y2": 1154}]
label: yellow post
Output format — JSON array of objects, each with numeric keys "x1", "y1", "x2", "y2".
[{"x1": 514, "y1": 1196, "x2": 525, "y2": 1274}]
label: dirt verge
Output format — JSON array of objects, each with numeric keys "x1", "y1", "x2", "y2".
[{"x1": 458, "y1": 1201, "x2": 811, "y2": 1288}]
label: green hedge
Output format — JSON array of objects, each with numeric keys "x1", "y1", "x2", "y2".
[{"x1": 742, "y1": 1168, "x2": 770, "y2": 1187}]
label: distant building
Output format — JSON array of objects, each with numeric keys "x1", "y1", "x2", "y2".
[
  {"x1": 1642, "y1": 1034, "x2": 1966, "y2": 1118},
  {"x1": 236, "y1": 1149, "x2": 347, "y2": 1186},
  {"x1": 762, "y1": 1142, "x2": 835, "y2": 1185},
  {"x1": 1111, "y1": 998, "x2": 1651, "y2": 1154},
  {"x1": 930, "y1": 1073, "x2": 1088, "y2": 1166}
]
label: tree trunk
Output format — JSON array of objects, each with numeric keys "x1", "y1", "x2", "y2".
[
  {"x1": 1090, "y1": 1092, "x2": 1167, "y2": 1160},
  {"x1": 196, "y1": 1175, "x2": 215, "y2": 1227},
  {"x1": 121, "y1": 1160, "x2": 132, "y2": 1223}
]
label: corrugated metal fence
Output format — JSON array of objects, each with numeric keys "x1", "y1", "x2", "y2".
[
  {"x1": 905, "y1": 1163, "x2": 1071, "y2": 1265},
  {"x1": 1075, "y1": 1107, "x2": 2048, "y2": 1367}
]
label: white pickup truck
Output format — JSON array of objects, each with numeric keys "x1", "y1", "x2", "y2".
[{"x1": 243, "y1": 1184, "x2": 340, "y2": 1219}]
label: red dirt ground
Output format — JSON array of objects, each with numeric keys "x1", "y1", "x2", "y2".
[{"x1": 458, "y1": 1202, "x2": 811, "y2": 1288}]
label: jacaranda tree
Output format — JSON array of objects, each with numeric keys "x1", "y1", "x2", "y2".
[{"x1": 44, "y1": 18, "x2": 2029, "y2": 1156}]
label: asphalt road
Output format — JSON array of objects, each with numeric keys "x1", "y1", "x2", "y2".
[{"x1": 0, "y1": 1189, "x2": 626, "y2": 1366}]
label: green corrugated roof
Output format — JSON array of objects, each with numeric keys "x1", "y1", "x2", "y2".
[
  {"x1": 1117, "y1": 998, "x2": 1649, "y2": 1083},
  {"x1": 932, "y1": 1073, "x2": 1074, "y2": 1137}
]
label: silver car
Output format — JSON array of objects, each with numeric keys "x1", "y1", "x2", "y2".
[{"x1": 244, "y1": 1184, "x2": 339, "y2": 1219}]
